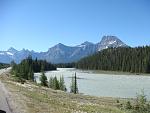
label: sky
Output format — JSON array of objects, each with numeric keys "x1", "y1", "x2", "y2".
[{"x1": 0, "y1": 0, "x2": 150, "y2": 52}]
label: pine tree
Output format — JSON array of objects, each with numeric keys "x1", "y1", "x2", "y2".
[
  {"x1": 28, "y1": 66, "x2": 34, "y2": 81},
  {"x1": 70, "y1": 72, "x2": 78, "y2": 94},
  {"x1": 53, "y1": 76, "x2": 60, "y2": 90},
  {"x1": 40, "y1": 71, "x2": 48, "y2": 87},
  {"x1": 48, "y1": 76, "x2": 67, "y2": 91},
  {"x1": 11, "y1": 56, "x2": 56, "y2": 82},
  {"x1": 76, "y1": 46, "x2": 150, "y2": 73},
  {"x1": 70, "y1": 76, "x2": 74, "y2": 93},
  {"x1": 48, "y1": 76, "x2": 54, "y2": 88},
  {"x1": 59, "y1": 76, "x2": 67, "y2": 91}
]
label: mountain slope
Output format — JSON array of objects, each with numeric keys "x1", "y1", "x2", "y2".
[{"x1": 0, "y1": 36, "x2": 128, "y2": 63}]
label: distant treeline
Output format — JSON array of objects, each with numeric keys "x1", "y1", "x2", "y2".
[
  {"x1": 11, "y1": 56, "x2": 56, "y2": 81},
  {"x1": 76, "y1": 46, "x2": 150, "y2": 73},
  {"x1": 0, "y1": 63, "x2": 10, "y2": 69},
  {"x1": 55, "y1": 62, "x2": 76, "y2": 68}
]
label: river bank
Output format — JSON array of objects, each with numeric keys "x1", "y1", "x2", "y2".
[{"x1": 0, "y1": 69, "x2": 129, "y2": 113}]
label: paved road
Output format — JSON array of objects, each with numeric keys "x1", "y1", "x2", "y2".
[{"x1": 0, "y1": 68, "x2": 12, "y2": 113}]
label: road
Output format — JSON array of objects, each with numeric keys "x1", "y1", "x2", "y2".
[{"x1": 0, "y1": 68, "x2": 12, "y2": 113}]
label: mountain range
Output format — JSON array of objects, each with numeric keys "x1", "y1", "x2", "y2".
[{"x1": 0, "y1": 36, "x2": 128, "y2": 64}]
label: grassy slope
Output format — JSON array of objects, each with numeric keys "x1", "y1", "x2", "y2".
[{"x1": 0, "y1": 74, "x2": 129, "y2": 113}]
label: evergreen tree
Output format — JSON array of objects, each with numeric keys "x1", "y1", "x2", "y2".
[
  {"x1": 76, "y1": 46, "x2": 150, "y2": 74},
  {"x1": 48, "y1": 76, "x2": 67, "y2": 91},
  {"x1": 59, "y1": 76, "x2": 67, "y2": 91},
  {"x1": 0, "y1": 63, "x2": 10, "y2": 69},
  {"x1": 55, "y1": 62, "x2": 75, "y2": 68},
  {"x1": 40, "y1": 71, "x2": 48, "y2": 87},
  {"x1": 70, "y1": 76, "x2": 75, "y2": 93},
  {"x1": 11, "y1": 56, "x2": 56, "y2": 81},
  {"x1": 48, "y1": 76, "x2": 54, "y2": 88},
  {"x1": 53, "y1": 76, "x2": 60, "y2": 90},
  {"x1": 28, "y1": 66, "x2": 34, "y2": 81},
  {"x1": 70, "y1": 72, "x2": 78, "y2": 94}
]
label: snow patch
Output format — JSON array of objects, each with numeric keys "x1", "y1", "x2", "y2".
[
  {"x1": 6, "y1": 52, "x2": 13, "y2": 55},
  {"x1": 119, "y1": 44, "x2": 123, "y2": 46},
  {"x1": 76, "y1": 45, "x2": 86, "y2": 48},
  {"x1": 0, "y1": 52, "x2": 4, "y2": 55},
  {"x1": 108, "y1": 40, "x2": 116, "y2": 45}
]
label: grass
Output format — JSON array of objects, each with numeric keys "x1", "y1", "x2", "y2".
[{"x1": 0, "y1": 73, "x2": 129, "y2": 113}]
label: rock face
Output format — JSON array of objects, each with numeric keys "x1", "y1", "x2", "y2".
[
  {"x1": 97, "y1": 36, "x2": 127, "y2": 51},
  {"x1": 0, "y1": 36, "x2": 128, "y2": 63}
]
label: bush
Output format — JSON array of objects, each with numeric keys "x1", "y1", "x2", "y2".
[
  {"x1": 121, "y1": 91, "x2": 150, "y2": 113},
  {"x1": 125, "y1": 101, "x2": 132, "y2": 109},
  {"x1": 13, "y1": 76, "x2": 26, "y2": 84},
  {"x1": 132, "y1": 91, "x2": 150, "y2": 113}
]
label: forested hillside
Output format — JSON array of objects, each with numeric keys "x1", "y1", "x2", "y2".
[{"x1": 76, "y1": 46, "x2": 150, "y2": 73}]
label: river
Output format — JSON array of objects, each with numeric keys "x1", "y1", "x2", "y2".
[{"x1": 34, "y1": 68, "x2": 150, "y2": 99}]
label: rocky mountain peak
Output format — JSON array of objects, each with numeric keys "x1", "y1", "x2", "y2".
[
  {"x1": 76, "y1": 41, "x2": 93, "y2": 48},
  {"x1": 53, "y1": 43, "x2": 67, "y2": 48},
  {"x1": 100, "y1": 36, "x2": 121, "y2": 44},
  {"x1": 7, "y1": 47, "x2": 17, "y2": 52},
  {"x1": 97, "y1": 35, "x2": 127, "y2": 51},
  {"x1": 21, "y1": 48, "x2": 30, "y2": 52},
  {"x1": 81, "y1": 41, "x2": 93, "y2": 45},
  {"x1": 7, "y1": 47, "x2": 18, "y2": 54},
  {"x1": 57, "y1": 43, "x2": 64, "y2": 46}
]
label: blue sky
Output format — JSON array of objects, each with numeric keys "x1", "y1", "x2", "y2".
[{"x1": 0, "y1": 0, "x2": 150, "y2": 52}]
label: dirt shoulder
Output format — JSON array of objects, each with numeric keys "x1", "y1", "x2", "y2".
[
  {"x1": 0, "y1": 69, "x2": 28, "y2": 113},
  {"x1": 0, "y1": 80, "x2": 12, "y2": 113}
]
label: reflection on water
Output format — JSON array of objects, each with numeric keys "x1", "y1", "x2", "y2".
[{"x1": 35, "y1": 68, "x2": 150, "y2": 99}]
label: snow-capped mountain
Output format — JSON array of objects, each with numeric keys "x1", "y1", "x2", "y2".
[
  {"x1": 0, "y1": 47, "x2": 17, "y2": 56},
  {"x1": 0, "y1": 36, "x2": 128, "y2": 63},
  {"x1": 97, "y1": 36, "x2": 127, "y2": 51},
  {"x1": 7, "y1": 47, "x2": 18, "y2": 54}
]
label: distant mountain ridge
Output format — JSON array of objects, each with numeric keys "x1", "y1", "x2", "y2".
[{"x1": 0, "y1": 36, "x2": 128, "y2": 63}]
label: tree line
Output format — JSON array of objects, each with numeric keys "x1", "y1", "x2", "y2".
[
  {"x1": 76, "y1": 46, "x2": 150, "y2": 73},
  {"x1": 11, "y1": 56, "x2": 56, "y2": 81},
  {"x1": 0, "y1": 63, "x2": 10, "y2": 69},
  {"x1": 54, "y1": 62, "x2": 76, "y2": 68}
]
